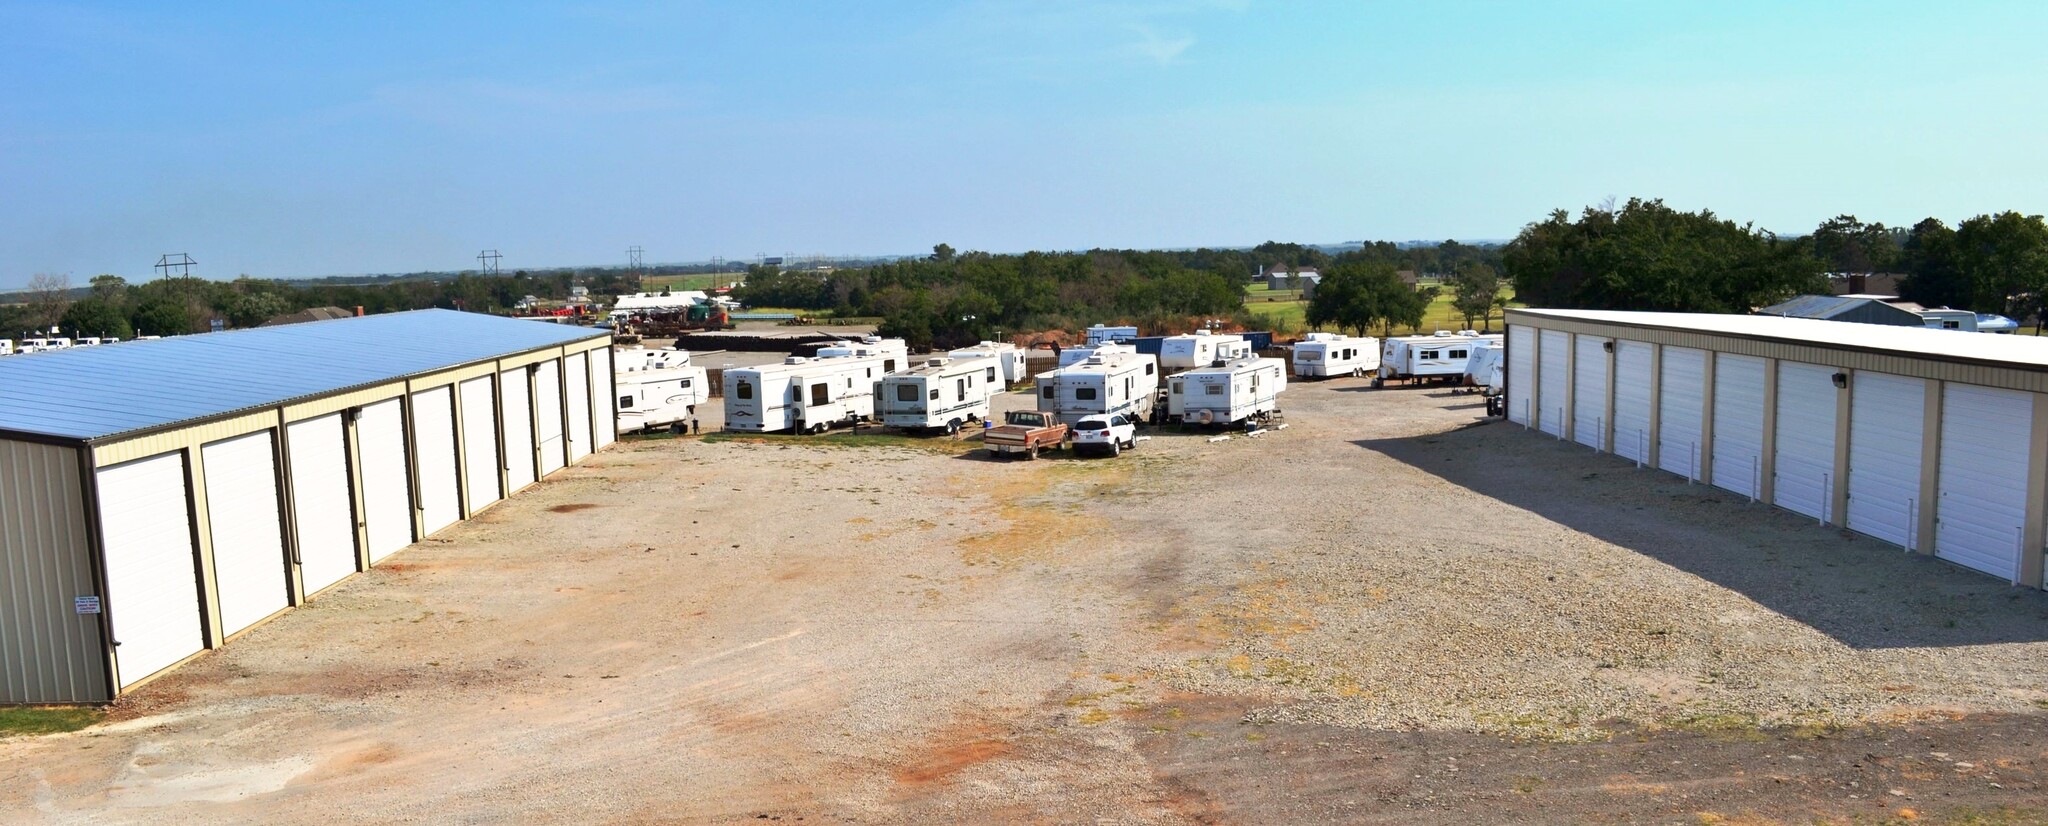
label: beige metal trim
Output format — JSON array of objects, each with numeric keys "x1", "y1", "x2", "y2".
[
  {"x1": 1831, "y1": 374, "x2": 1852, "y2": 527},
  {"x1": 2023, "y1": 394, "x2": 2048, "y2": 587},
  {"x1": 282, "y1": 383, "x2": 406, "y2": 423},
  {"x1": 95, "y1": 410, "x2": 276, "y2": 468},
  {"x1": 1646, "y1": 343, "x2": 1664, "y2": 467},
  {"x1": 497, "y1": 347, "x2": 564, "y2": 371},
  {"x1": 1759, "y1": 359, "x2": 1780, "y2": 504},
  {"x1": 1916, "y1": 380, "x2": 1942, "y2": 556},
  {"x1": 1561, "y1": 333, "x2": 1576, "y2": 444},
  {"x1": 1602, "y1": 339, "x2": 1617, "y2": 452},
  {"x1": 1699, "y1": 354, "x2": 1718, "y2": 487}
]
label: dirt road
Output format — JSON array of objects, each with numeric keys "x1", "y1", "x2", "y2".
[{"x1": 4, "y1": 377, "x2": 2046, "y2": 824}]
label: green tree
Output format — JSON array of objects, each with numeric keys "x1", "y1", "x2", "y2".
[
  {"x1": 1503, "y1": 198, "x2": 1826, "y2": 313},
  {"x1": 60, "y1": 297, "x2": 134, "y2": 339},
  {"x1": 89, "y1": 274, "x2": 129, "y2": 303},
  {"x1": 1448, "y1": 264, "x2": 1501, "y2": 331},
  {"x1": 130, "y1": 297, "x2": 195, "y2": 337},
  {"x1": 1953, "y1": 211, "x2": 2048, "y2": 323},
  {"x1": 1898, "y1": 218, "x2": 1969, "y2": 309},
  {"x1": 930, "y1": 243, "x2": 956, "y2": 262},
  {"x1": 1809, "y1": 214, "x2": 1900, "y2": 274}
]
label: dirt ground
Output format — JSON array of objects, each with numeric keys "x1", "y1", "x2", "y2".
[{"x1": 5, "y1": 376, "x2": 2048, "y2": 825}]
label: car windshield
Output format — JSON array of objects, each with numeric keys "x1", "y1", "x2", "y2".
[{"x1": 1076, "y1": 419, "x2": 1108, "y2": 430}]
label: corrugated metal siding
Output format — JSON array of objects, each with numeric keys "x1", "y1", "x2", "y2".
[
  {"x1": 1505, "y1": 311, "x2": 2048, "y2": 394},
  {"x1": 0, "y1": 439, "x2": 108, "y2": 703}
]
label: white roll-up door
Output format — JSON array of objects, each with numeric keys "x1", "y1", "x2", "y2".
[
  {"x1": 1712, "y1": 354, "x2": 1767, "y2": 499},
  {"x1": 1772, "y1": 362, "x2": 1838, "y2": 521},
  {"x1": 1847, "y1": 372, "x2": 1925, "y2": 548},
  {"x1": 1935, "y1": 384, "x2": 2033, "y2": 580},
  {"x1": 1507, "y1": 326, "x2": 1534, "y2": 426},
  {"x1": 411, "y1": 386, "x2": 461, "y2": 536},
  {"x1": 97, "y1": 452, "x2": 205, "y2": 688},
  {"x1": 201, "y1": 430, "x2": 290, "y2": 637},
  {"x1": 500, "y1": 368, "x2": 536, "y2": 493},
  {"x1": 536, "y1": 360, "x2": 565, "y2": 475},
  {"x1": 1538, "y1": 330, "x2": 1569, "y2": 437},
  {"x1": 590, "y1": 347, "x2": 617, "y2": 449},
  {"x1": 1572, "y1": 336, "x2": 1608, "y2": 449},
  {"x1": 459, "y1": 377, "x2": 501, "y2": 511},
  {"x1": 357, "y1": 398, "x2": 414, "y2": 563},
  {"x1": 287, "y1": 414, "x2": 357, "y2": 596},
  {"x1": 1657, "y1": 347, "x2": 1707, "y2": 479},
  {"x1": 1612, "y1": 341, "x2": 1653, "y2": 463},
  {"x1": 565, "y1": 352, "x2": 592, "y2": 462}
]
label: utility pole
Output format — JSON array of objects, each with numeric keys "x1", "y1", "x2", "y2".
[
  {"x1": 478, "y1": 249, "x2": 502, "y2": 276},
  {"x1": 154, "y1": 253, "x2": 197, "y2": 280}
]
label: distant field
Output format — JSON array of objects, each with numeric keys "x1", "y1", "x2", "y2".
[
  {"x1": 641, "y1": 273, "x2": 745, "y2": 291},
  {"x1": 1243, "y1": 286, "x2": 1517, "y2": 337}
]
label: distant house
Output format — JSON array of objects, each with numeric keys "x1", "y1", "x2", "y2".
[
  {"x1": 1396, "y1": 270, "x2": 1420, "y2": 286},
  {"x1": 1263, "y1": 266, "x2": 1320, "y2": 290},
  {"x1": 1828, "y1": 273, "x2": 1906, "y2": 298},
  {"x1": 1756, "y1": 295, "x2": 1923, "y2": 327}
]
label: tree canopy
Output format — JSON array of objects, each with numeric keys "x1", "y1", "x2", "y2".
[{"x1": 1502, "y1": 198, "x2": 1827, "y2": 313}]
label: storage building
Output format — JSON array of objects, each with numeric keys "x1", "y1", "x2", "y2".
[
  {"x1": 0, "y1": 310, "x2": 615, "y2": 704},
  {"x1": 1504, "y1": 309, "x2": 2048, "y2": 588}
]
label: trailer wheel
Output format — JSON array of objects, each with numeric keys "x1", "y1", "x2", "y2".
[
  {"x1": 669, "y1": 422, "x2": 685, "y2": 435},
  {"x1": 946, "y1": 419, "x2": 962, "y2": 435},
  {"x1": 1371, "y1": 376, "x2": 1384, "y2": 389}
]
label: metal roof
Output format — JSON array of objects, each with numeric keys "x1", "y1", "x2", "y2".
[
  {"x1": 1509, "y1": 309, "x2": 2048, "y2": 371},
  {"x1": 0, "y1": 309, "x2": 605, "y2": 442},
  {"x1": 1756, "y1": 294, "x2": 1885, "y2": 320}
]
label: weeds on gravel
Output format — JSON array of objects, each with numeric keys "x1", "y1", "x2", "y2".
[{"x1": 0, "y1": 706, "x2": 102, "y2": 736}]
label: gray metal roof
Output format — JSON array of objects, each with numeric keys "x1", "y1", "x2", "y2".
[
  {"x1": 0, "y1": 309, "x2": 605, "y2": 442},
  {"x1": 1509, "y1": 309, "x2": 2048, "y2": 371},
  {"x1": 1755, "y1": 294, "x2": 1908, "y2": 320}
]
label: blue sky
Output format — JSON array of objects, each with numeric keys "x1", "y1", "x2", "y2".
[{"x1": 3, "y1": 1, "x2": 2045, "y2": 285}]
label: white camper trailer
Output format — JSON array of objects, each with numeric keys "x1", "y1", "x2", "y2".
[
  {"x1": 1377, "y1": 331, "x2": 1503, "y2": 386},
  {"x1": 1168, "y1": 356, "x2": 1287, "y2": 426},
  {"x1": 0, "y1": 340, "x2": 13, "y2": 356},
  {"x1": 878, "y1": 356, "x2": 1001, "y2": 433},
  {"x1": 1461, "y1": 340, "x2": 1505, "y2": 393},
  {"x1": 18, "y1": 336, "x2": 71, "y2": 354},
  {"x1": 1291, "y1": 332, "x2": 1379, "y2": 378},
  {"x1": 724, "y1": 354, "x2": 892, "y2": 434},
  {"x1": 615, "y1": 347, "x2": 711, "y2": 433},
  {"x1": 948, "y1": 340, "x2": 1028, "y2": 386},
  {"x1": 1159, "y1": 333, "x2": 1252, "y2": 370},
  {"x1": 817, "y1": 335, "x2": 908, "y2": 372},
  {"x1": 1035, "y1": 349, "x2": 1160, "y2": 426},
  {"x1": 1084, "y1": 325, "x2": 1139, "y2": 346},
  {"x1": 1059, "y1": 340, "x2": 1135, "y2": 367}
]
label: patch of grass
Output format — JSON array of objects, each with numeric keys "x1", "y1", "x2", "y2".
[
  {"x1": 640, "y1": 273, "x2": 743, "y2": 291},
  {"x1": 0, "y1": 706, "x2": 103, "y2": 736},
  {"x1": 701, "y1": 430, "x2": 980, "y2": 454},
  {"x1": 1241, "y1": 289, "x2": 1520, "y2": 337},
  {"x1": 1658, "y1": 710, "x2": 1769, "y2": 741}
]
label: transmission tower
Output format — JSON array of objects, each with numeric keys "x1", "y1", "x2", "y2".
[
  {"x1": 478, "y1": 249, "x2": 502, "y2": 276},
  {"x1": 627, "y1": 246, "x2": 644, "y2": 276},
  {"x1": 154, "y1": 253, "x2": 197, "y2": 279}
]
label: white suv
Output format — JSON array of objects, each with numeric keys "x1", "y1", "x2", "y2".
[{"x1": 1072, "y1": 414, "x2": 1138, "y2": 457}]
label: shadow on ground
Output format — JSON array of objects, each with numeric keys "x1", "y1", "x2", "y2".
[{"x1": 1355, "y1": 420, "x2": 2048, "y2": 650}]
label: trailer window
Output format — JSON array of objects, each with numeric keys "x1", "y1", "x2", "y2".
[
  {"x1": 885, "y1": 359, "x2": 897, "y2": 372},
  {"x1": 1172, "y1": 381, "x2": 1183, "y2": 394},
  {"x1": 929, "y1": 388, "x2": 940, "y2": 400},
  {"x1": 680, "y1": 378, "x2": 692, "y2": 388},
  {"x1": 957, "y1": 379, "x2": 967, "y2": 400},
  {"x1": 618, "y1": 395, "x2": 634, "y2": 409},
  {"x1": 897, "y1": 384, "x2": 918, "y2": 402},
  {"x1": 1204, "y1": 384, "x2": 1224, "y2": 395},
  {"x1": 1449, "y1": 349, "x2": 1466, "y2": 359},
  {"x1": 1075, "y1": 387, "x2": 1098, "y2": 400},
  {"x1": 986, "y1": 367, "x2": 997, "y2": 383},
  {"x1": 1042, "y1": 385, "x2": 1055, "y2": 399},
  {"x1": 735, "y1": 380, "x2": 754, "y2": 400},
  {"x1": 1144, "y1": 363, "x2": 1155, "y2": 375},
  {"x1": 1299, "y1": 352, "x2": 1319, "y2": 361},
  {"x1": 1419, "y1": 350, "x2": 1437, "y2": 360},
  {"x1": 811, "y1": 383, "x2": 829, "y2": 406}
]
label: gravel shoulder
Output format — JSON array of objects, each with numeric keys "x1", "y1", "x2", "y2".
[{"x1": 2, "y1": 376, "x2": 2045, "y2": 824}]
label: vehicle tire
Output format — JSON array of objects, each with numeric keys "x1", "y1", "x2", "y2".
[
  {"x1": 1027, "y1": 444, "x2": 1040, "y2": 460},
  {"x1": 669, "y1": 422, "x2": 685, "y2": 435},
  {"x1": 1108, "y1": 440, "x2": 1121, "y2": 457},
  {"x1": 1372, "y1": 376, "x2": 1384, "y2": 389},
  {"x1": 946, "y1": 419, "x2": 961, "y2": 435}
]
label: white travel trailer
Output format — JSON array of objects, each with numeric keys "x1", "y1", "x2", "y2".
[
  {"x1": 1168, "y1": 356, "x2": 1287, "y2": 426},
  {"x1": 1035, "y1": 349, "x2": 1160, "y2": 426},
  {"x1": 817, "y1": 335, "x2": 908, "y2": 372},
  {"x1": 1084, "y1": 325, "x2": 1139, "y2": 346},
  {"x1": 1291, "y1": 332, "x2": 1379, "y2": 378},
  {"x1": 878, "y1": 356, "x2": 1001, "y2": 433},
  {"x1": 725, "y1": 354, "x2": 892, "y2": 434},
  {"x1": 615, "y1": 347, "x2": 710, "y2": 433},
  {"x1": 1462, "y1": 341, "x2": 1505, "y2": 393},
  {"x1": 1377, "y1": 331, "x2": 1503, "y2": 386},
  {"x1": 1159, "y1": 333, "x2": 1251, "y2": 370},
  {"x1": 948, "y1": 341, "x2": 1028, "y2": 385},
  {"x1": 18, "y1": 336, "x2": 71, "y2": 353},
  {"x1": 1059, "y1": 340, "x2": 1134, "y2": 367},
  {"x1": 0, "y1": 339, "x2": 13, "y2": 356}
]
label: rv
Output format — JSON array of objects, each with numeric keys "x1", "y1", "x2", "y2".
[
  {"x1": 1084, "y1": 325, "x2": 1139, "y2": 346},
  {"x1": 615, "y1": 347, "x2": 710, "y2": 433},
  {"x1": 1034, "y1": 349, "x2": 1160, "y2": 426},
  {"x1": 0, "y1": 340, "x2": 12, "y2": 356},
  {"x1": 1291, "y1": 333, "x2": 1378, "y2": 378},
  {"x1": 1168, "y1": 356, "x2": 1287, "y2": 426},
  {"x1": 818, "y1": 335, "x2": 908, "y2": 372},
  {"x1": 1461, "y1": 341, "x2": 1505, "y2": 394},
  {"x1": 1059, "y1": 341, "x2": 1134, "y2": 367},
  {"x1": 18, "y1": 336, "x2": 71, "y2": 353},
  {"x1": 1377, "y1": 331, "x2": 1503, "y2": 386},
  {"x1": 878, "y1": 356, "x2": 1001, "y2": 433},
  {"x1": 948, "y1": 340, "x2": 1028, "y2": 385},
  {"x1": 1159, "y1": 333, "x2": 1252, "y2": 370},
  {"x1": 724, "y1": 354, "x2": 893, "y2": 434}
]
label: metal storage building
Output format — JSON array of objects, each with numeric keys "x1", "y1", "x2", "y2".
[
  {"x1": 0, "y1": 310, "x2": 616, "y2": 704},
  {"x1": 1505, "y1": 308, "x2": 2048, "y2": 588}
]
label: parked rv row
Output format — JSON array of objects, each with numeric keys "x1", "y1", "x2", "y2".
[
  {"x1": 0, "y1": 334, "x2": 151, "y2": 356},
  {"x1": 1287, "y1": 330, "x2": 1506, "y2": 391}
]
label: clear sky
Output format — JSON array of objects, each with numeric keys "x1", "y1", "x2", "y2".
[{"x1": 3, "y1": 1, "x2": 2045, "y2": 285}]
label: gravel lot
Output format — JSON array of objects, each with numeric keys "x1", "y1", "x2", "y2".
[{"x1": 4, "y1": 374, "x2": 2047, "y2": 823}]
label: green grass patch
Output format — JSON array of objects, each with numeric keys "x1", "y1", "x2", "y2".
[
  {"x1": 0, "y1": 706, "x2": 103, "y2": 736},
  {"x1": 1244, "y1": 289, "x2": 1521, "y2": 337},
  {"x1": 702, "y1": 430, "x2": 981, "y2": 454},
  {"x1": 641, "y1": 273, "x2": 744, "y2": 291}
]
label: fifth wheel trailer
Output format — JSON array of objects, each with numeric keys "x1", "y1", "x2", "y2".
[
  {"x1": 1504, "y1": 308, "x2": 2048, "y2": 589},
  {"x1": 0, "y1": 309, "x2": 614, "y2": 704}
]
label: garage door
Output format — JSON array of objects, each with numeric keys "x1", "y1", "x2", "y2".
[
  {"x1": 1658, "y1": 347, "x2": 1707, "y2": 480},
  {"x1": 287, "y1": 414, "x2": 357, "y2": 596},
  {"x1": 590, "y1": 347, "x2": 617, "y2": 449},
  {"x1": 1847, "y1": 372, "x2": 1925, "y2": 548},
  {"x1": 500, "y1": 367, "x2": 536, "y2": 493},
  {"x1": 1507, "y1": 326, "x2": 1535, "y2": 426},
  {"x1": 1935, "y1": 383, "x2": 2033, "y2": 580},
  {"x1": 460, "y1": 377, "x2": 501, "y2": 512},
  {"x1": 201, "y1": 431, "x2": 290, "y2": 637},
  {"x1": 1712, "y1": 354, "x2": 1767, "y2": 499},
  {"x1": 357, "y1": 398, "x2": 414, "y2": 563},
  {"x1": 1612, "y1": 340, "x2": 1652, "y2": 462},
  {"x1": 1572, "y1": 336, "x2": 1608, "y2": 449},
  {"x1": 1538, "y1": 330, "x2": 1569, "y2": 437},
  {"x1": 565, "y1": 352, "x2": 592, "y2": 462},
  {"x1": 97, "y1": 452, "x2": 204, "y2": 688},
  {"x1": 411, "y1": 386, "x2": 461, "y2": 536},
  {"x1": 536, "y1": 360, "x2": 566, "y2": 475},
  {"x1": 1772, "y1": 362, "x2": 1838, "y2": 521}
]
